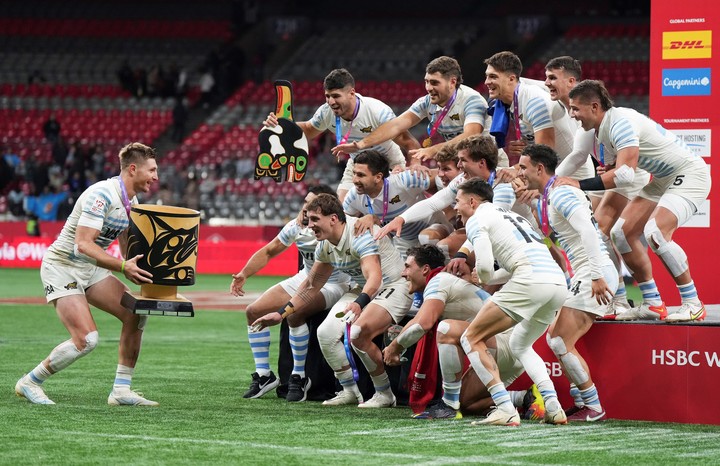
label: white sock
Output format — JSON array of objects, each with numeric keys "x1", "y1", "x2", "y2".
[
  {"x1": 29, "y1": 363, "x2": 52, "y2": 385},
  {"x1": 113, "y1": 364, "x2": 134, "y2": 392}
]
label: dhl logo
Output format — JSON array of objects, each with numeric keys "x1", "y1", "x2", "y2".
[{"x1": 663, "y1": 31, "x2": 711, "y2": 59}]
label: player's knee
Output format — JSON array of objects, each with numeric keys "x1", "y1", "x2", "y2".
[
  {"x1": 645, "y1": 218, "x2": 688, "y2": 277},
  {"x1": 245, "y1": 304, "x2": 262, "y2": 322},
  {"x1": 316, "y1": 318, "x2": 338, "y2": 347},
  {"x1": 546, "y1": 334, "x2": 567, "y2": 357},
  {"x1": 83, "y1": 330, "x2": 99, "y2": 354},
  {"x1": 459, "y1": 331, "x2": 472, "y2": 355},
  {"x1": 436, "y1": 321, "x2": 452, "y2": 343},
  {"x1": 610, "y1": 218, "x2": 632, "y2": 255}
]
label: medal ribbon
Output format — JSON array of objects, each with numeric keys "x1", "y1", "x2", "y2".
[
  {"x1": 512, "y1": 84, "x2": 522, "y2": 140},
  {"x1": 424, "y1": 89, "x2": 458, "y2": 146},
  {"x1": 593, "y1": 138, "x2": 605, "y2": 167},
  {"x1": 537, "y1": 175, "x2": 557, "y2": 237},
  {"x1": 487, "y1": 170, "x2": 496, "y2": 186},
  {"x1": 344, "y1": 322, "x2": 359, "y2": 382},
  {"x1": 365, "y1": 178, "x2": 390, "y2": 224},
  {"x1": 335, "y1": 96, "x2": 361, "y2": 145},
  {"x1": 115, "y1": 176, "x2": 132, "y2": 218}
]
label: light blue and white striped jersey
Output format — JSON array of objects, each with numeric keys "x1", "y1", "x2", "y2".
[
  {"x1": 314, "y1": 217, "x2": 403, "y2": 287},
  {"x1": 277, "y1": 219, "x2": 350, "y2": 285},
  {"x1": 466, "y1": 202, "x2": 565, "y2": 284},
  {"x1": 424, "y1": 271, "x2": 490, "y2": 322},
  {"x1": 547, "y1": 185, "x2": 613, "y2": 279},
  {"x1": 409, "y1": 85, "x2": 489, "y2": 141},
  {"x1": 516, "y1": 83, "x2": 576, "y2": 159},
  {"x1": 45, "y1": 178, "x2": 132, "y2": 265},
  {"x1": 309, "y1": 93, "x2": 405, "y2": 167},
  {"x1": 597, "y1": 107, "x2": 705, "y2": 178},
  {"x1": 343, "y1": 171, "x2": 441, "y2": 240}
]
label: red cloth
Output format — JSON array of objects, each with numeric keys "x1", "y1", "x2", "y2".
[
  {"x1": 407, "y1": 266, "x2": 444, "y2": 414},
  {"x1": 408, "y1": 322, "x2": 439, "y2": 414}
]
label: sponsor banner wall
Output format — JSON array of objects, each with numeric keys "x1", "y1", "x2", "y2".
[
  {"x1": 0, "y1": 235, "x2": 298, "y2": 276},
  {"x1": 509, "y1": 322, "x2": 720, "y2": 425},
  {"x1": 651, "y1": 1, "x2": 718, "y2": 305}
]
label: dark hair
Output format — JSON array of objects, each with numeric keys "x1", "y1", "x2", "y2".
[
  {"x1": 457, "y1": 177, "x2": 494, "y2": 202},
  {"x1": 454, "y1": 135, "x2": 498, "y2": 170},
  {"x1": 119, "y1": 142, "x2": 156, "y2": 170},
  {"x1": 545, "y1": 56, "x2": 582, "y2": 80},
  {"x1": 426, "y1": 56, "x2": 463, "y2": 88},
  {"x1": 308, "y1": 184, "x2": 337, "y2": 197},
  {"x1": 434, "y1": 144, "x2": 459, "y2": 165},
  {"x1": 353, "y1": 150, "x2": 389, "y2": 178},
  {"x1": 406, "y1": 244, "x2": 446, "y2": 270},
  {"x1": 323, "y1": 68, "x2": 355, "y2": 91},
  {"x1": 307, "y1": 193, "x2": 346, "y2": 222},
  {"x1": 568, "y1": 79, "x2": 614, "y2": 111},
  {"x1": 484, "y1": 51, "x2": 522, "y2": 78},
  {"x1": 521, "y1": 144, "x2": 559, "y2": 174}
]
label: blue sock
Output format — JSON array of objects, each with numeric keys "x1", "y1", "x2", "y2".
[
  {"x1": 248, "y1": 326, "x2": 271, "y2": 376},
  {"x1": 289, "y1": 324, "x2": 310, "y2": 378},
  {"x1": 488, "y1": 382, "x2": 514, "y2": 412},
  {"x1": 638, "y1": 280, "x2": 662, "y2": 306},
  {"x1": 579, "y1": 384, "x2": 602, "y2": 412},
  {"x1": 677, "y1": 281, "x2": 700, "y2": 305}
]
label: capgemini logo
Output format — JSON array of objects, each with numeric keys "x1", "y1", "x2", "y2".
[{"x1": 662, "y1": 68, "x2": 712, "y2": 96}]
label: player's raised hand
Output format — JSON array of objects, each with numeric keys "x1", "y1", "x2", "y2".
[
  {"x1": 123, "y1": 254, "x2": 153, "y2": 285},
  {"x1": 230, "y1": 273, "x2": 247, "y2": 297},
  {"x1": 262, "y1": 112, "x2": 279, "y2": 128},
  {"x1": 331, "y1": 141, "x2": 360, "y2": 161},
  {"x1": 445, "y1": 257, "x2": 471, "y2": 277},
  {"x1": 354, "y1": 214, "x2": 377, "y2": 236},
  {"x1": 496, "y1": 167, "x2": 519, "y2": 183},
  {"x1": 408, "y1": 147, "x2": 436, "y2": 162},
  {"x1": 374, "y1": 216, "x2": 404, "y2": 240}
]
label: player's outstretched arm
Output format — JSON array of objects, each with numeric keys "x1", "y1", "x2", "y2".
[{"x1": 231, "y1": 237, "x2": 288, "y2": 296}]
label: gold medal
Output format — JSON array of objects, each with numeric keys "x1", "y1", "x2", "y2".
[{"x1": 422, "y1": 138, "x2": 432, "y2": 148}]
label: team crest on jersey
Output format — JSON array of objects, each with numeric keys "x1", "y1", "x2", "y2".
[
  {"x1": 44, "y1": 285, "x2": 55, "y2": 296},
  {"x1": 360, "y1": 126, "x2": 373, "y2": 133},
  {"x1": 389, "y1": 195, "x2": 401, "y2": 204},
  {"x1": 64, "y1": 281, "x2": 78, "y2": 290},
  {"x1": 449, "y1": 113, "x2": 460, "y2": 121},
  {"x1": 90, "y1": 197, "x2": 106, "y2": 215}
]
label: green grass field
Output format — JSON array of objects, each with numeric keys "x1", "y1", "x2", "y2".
[{"x1": 1, "y1": 268, "x2": 718, "y2": 465}]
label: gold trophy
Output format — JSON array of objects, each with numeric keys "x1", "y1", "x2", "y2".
[{"x1": 121, "y1": 204, "x2": 200, "y2": 317}]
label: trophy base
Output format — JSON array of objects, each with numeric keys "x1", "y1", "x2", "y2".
[{"x1": 122, "y1": 291, "x2": 194, "y2": 317}]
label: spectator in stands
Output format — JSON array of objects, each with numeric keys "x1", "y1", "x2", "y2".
[
  {"x1": 263, "y1": 68, "x2": 420, "y2": 201},
  {"x1": 332, "y1": 56, "x2": 489, "y2": 164},
  {"x1": 172, "y1": 98, "x2": 188, "y2": 143},
  {"x1": 157, "y1": 183, "x2": 175, "y2": 206},
  {"x1": 43, "y1": 114, "x2": 61, "y2": 144},
  {"x1": 199, "y1": 66, "x2": 215, "y2": 109},
  {"x1": 26, "y1": 213, "x2": 40, "y2": 237},
  {"x1": 0, "y1": 148, "x2": 15, "y2": 192},
  {"x1": 7, "y1": 182, "x2": 28, "y2": 219},
  {"x1": 24, "y1": 185, "x2": 68, "y2": 221},
  {"x1": 117, "y1": 59, "x2": 135, "y2": 94},
  {"x1": 181, "y1": 178, "x2": 200, "y2": 211},
  {"x1": 28, "y1": 69, "x2": 47, "y2": 85}
]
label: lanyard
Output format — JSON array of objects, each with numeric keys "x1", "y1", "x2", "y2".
[
  {"x1": 423, "y1": 89, "x2": 458, "y2": 147},
  {"x1": 512, "y1": 84, "x2": 522, "y2": 140},
  {"x1": 537, "y1": 175, "x2": 557, "y2": 237},
  {"x1": 593, "y1": 138, "x2": 605, "y2": 167},
  {"x1": 115, "y1": 176, "x2": 132, "y2": 218},
  {"x1": 365, "y1": 178, "x2": 390, "y2": 224},
  {"x1": 335, "y1": 96, "x2": 360, "y2": 145}
]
